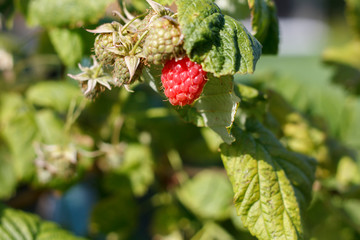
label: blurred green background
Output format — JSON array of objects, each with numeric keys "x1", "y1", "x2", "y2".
[{"x1": 1, "y1": 0, "x2": 360, "y2": 239}]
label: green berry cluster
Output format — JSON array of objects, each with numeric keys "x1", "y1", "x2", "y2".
[{"x1": 69, "y1": 0, "x2": 185, "y2": 100}]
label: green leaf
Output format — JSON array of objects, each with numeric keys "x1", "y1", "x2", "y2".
[
  {"x1": 248, "y1": 0, "x2": 279, "y2": 54},
  {"x1": 90, "y1": 193, "x2": 137, "y2": 238},
  {"x1": 265, "y1": 90, "x2": 327, "y2": 161},
  {"x1": 346, "y1": 0, "x2": 360, "y2": 36},
  {"x1": 306, "y1": 198, "x2": 358, "y2": 240},
  {"x1": 323, "y1": 40, "x2": 360, "y2": 70},
  {"x1": 177, "y1": 170, "x2": 233, "y2": 220},
  {"x1": 142, "y1": 66, "x2": 164, "y2": 94},
  {"x1": 118, "y1": 144, "x2": 154, "y2": 197},
  {"x1": 122, "y1": 144, "x2": 154, "y2": 196},
  {"x1": 151, "y1": 203, "x2": 184, "y2": 236},
  {"x1": 236, "y1": 83, "x2": 261, "y2": 101},
  {"x1": 26, "y1": 81, "x2": 82, "y2": 112},
  {"x1": 0, "y1": 93, "x2": 25, "y2": 127},
  {"x1": 192, "y1": 222, "x2": 235, "y2": 240},
  {"x1": 154, "y1": 0, "x2": 176, "y2": 6},
  {"x1": 234, "y1": 83, "x2": 267, "y2": 119},
  {"x1": 3, "y1": 115, "x2": 37, "y2": 180},
  {"x1": 220, "y1": 121, "x2": 316, "y2": 240},
  {"x1": 14, "y1": 0, "x2": 31, "y2": 16},
  {"x1": 336, "y1": 156, "x2": 360, "y2": 187},
  {"x1": 0, "y1": 145, "x2": 16, "y2": 200},
  {"x1": 342, "y1": 199, "x2": 360, "y2": 226},
  {"x1": 0, "y1": 92, "x2": 73, "y2": 181},
  {"x1": 27, "y1": 0, "x2": 113, "y2": 28},
  {"x1": 253, "y1": 56, "x2": 360, "y2": 155},
  {"x1": 35, "y1": 110, "x2": 67, "y2": 144},
  {"x1": 177, "y1": 0, "x2": 262, "y2": 76},
  {"x1": 0, "y1": 94, "x2": 39, "y2": 180},
  {"x1": 230, "y1": 206, "x2": 248, "y2": 231},
  {"x1": 177, "y1": 75, "x2": 240, "y2": 144},
  {"x1": 0, "y1": 204, "x2": 86, "y2": 239},
  {"x1": 215, "y1": 0, "x2": 250, "y2": 21},
  {"x1": 200, "y1": 127, "x2": 224, "y2": 153},
  {"x1": 49, "y1": 28, "x2": 84, "y2": 67}
]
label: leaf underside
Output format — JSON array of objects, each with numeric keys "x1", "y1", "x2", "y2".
[
  {"x1": 220, "y1": 121, "x2": 316, "y2": 240},
  {"x1": 177, "y1": 75, "x2": 240, "y2": 144}
]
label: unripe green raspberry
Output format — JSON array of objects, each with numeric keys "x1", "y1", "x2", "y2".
[
  {"x1": 136, "y1": 10, "x2": 159, "y2": 31},
  {"x1": 113, "y1": 57, "x2": 144, "y2": 86},
  {"x1": 94, "y1": 33, "x2": 116, "y2": 65},
  {"x1": 143, "y1": 17, "x2": 184, "y2": 65}
]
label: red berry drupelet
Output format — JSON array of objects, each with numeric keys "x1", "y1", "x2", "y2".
[{"x1": 161, "y1": 57, "x2": 207, "y2": 106}]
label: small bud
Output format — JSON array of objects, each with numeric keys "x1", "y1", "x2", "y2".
[
  {"x1": 68, "y1": 56, "x2": 113, "y2": 99},
  {"x1": 146, "y1": 0, "x2": 174, "y2": 16}
]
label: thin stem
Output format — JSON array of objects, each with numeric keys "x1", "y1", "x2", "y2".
[
  {"x1": 64, "y1": 98, "x2": 86, "y2": 133},
  {"x1": 111, "y1": 116, "x2": 124, "y2": 145},
  {"x1": 121, "y1": 12, "x2": 147, "y2": 34},
  {"x1": 77, "y1": 148, "x2": 105, "y2": 158},
  {"x1": 167, "y1": 149, "x2": 188, "y2": 185},
  {"x1": 93, "y1": 62, "x2": 103, "y2": 79},
  {"x1": 130, "y1": 30, "x2": 149, "y2": 55},
  {"x1": 72, "y1": 99, "x2": 86, "y2": 123},
  {"x1": 64, "y1": 98, "x2": 77, "y2": 133}
]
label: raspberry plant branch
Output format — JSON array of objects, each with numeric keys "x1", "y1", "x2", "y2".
[
  {"x1": 3, "y1": 0, "x2": 360, "y2": 239},
  {"x1": 65, "y1": 0, "x2": 315, "y2": 239}
]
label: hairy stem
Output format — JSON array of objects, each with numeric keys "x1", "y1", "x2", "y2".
[{"x1": 130, "y1": 30, "x2": 149, "y2": 55}]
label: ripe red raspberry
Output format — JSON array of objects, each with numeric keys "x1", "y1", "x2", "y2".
[{"x1": 161, "y1": 57, "x2": 207, "y2": 106}]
